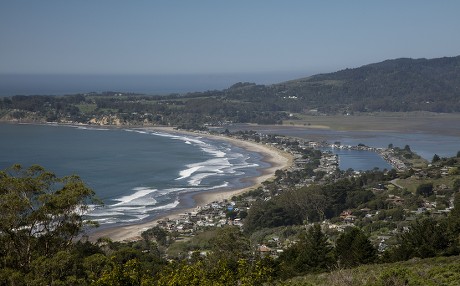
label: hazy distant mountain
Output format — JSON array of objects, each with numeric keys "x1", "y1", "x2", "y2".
[{"x1": 221, "y1": 55, "x2": 460, "y2": 113}]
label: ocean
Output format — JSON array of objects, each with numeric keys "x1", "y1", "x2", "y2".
[
  {"x1": 3, "y1": 123, "x2": 458, "y2": 227},
  {"x1": 0, "y1": 72, "x2": 310, "y2": 96},
  {"x1": 0, "y1": 123, "x2": 267, "y2": 226}
]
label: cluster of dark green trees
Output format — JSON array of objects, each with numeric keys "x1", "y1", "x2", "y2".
[
  {"x1": 0, "y1": 94, "x2": 85, "y2": 122},
  {"x1": 277, "y1": 225, "x2": 377, "y2": 278},
  {"x1": 0, "y1": 92, "x2": 288, "y2": 127},
  {"x1": 0, "y1": 165, "x2": 99, "y2": 284},
  {"x1": 243, "y1": 171, "x2": 397, "y2": 233}
]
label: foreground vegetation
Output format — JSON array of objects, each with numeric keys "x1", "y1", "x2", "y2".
[
  {"x1": 1, "y1": 146, "x2": 460, "y2": 285},
  {"x1": 279, "y1": 255, "x2": 460, "y2": 286}
]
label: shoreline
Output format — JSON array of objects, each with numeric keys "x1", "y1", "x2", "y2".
[{"x1": 87, "y1": 127, "x2": 293, "y2": 242}]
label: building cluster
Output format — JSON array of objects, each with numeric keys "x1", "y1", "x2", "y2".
[
  {"x1": 156, "y1": 200, "x2": 245, "y2": 236},
  {"x1": 153, "y1": 130, "x2": 410, "y2": 237},
  {"x1": 150, "y1": 129, "x2": 453, "y2": 258},
  {"x1": 379, "y1": 149, "x2": 407, "y2": 171}
]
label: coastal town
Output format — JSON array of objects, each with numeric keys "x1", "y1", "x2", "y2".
[
  {"x1": 139, "y1": 129, "x2": 459, "y2": 259},
  {"x1": 3, "y1": 2, "x2": 460, "y2": 283}
]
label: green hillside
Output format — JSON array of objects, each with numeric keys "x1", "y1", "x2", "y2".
[
  {"x1": 273, "y1": 56, "x2": 460, "y2": 113},
  {"x1": 278, "y1": 255, "x2": 460, "y2": 286}
]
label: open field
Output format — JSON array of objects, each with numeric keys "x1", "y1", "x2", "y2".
[
  {"x1": 283, "y1": 112, "x2": 460, "y2": 136},
  {"x1": 395, "y1": 174, "x2": 460, "y2": 194},
  {"x1": 279, "y1": 255, "x2": 460, "y2": 286}
]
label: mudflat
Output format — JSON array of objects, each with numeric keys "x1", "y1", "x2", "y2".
[{"x1": 283, "y1": 112, "x2": 460, "y2": 136}]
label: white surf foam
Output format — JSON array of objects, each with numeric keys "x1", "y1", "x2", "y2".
[
  {"x1": 151, "y1": 131, "x2": 206, "y2": 145},
  {"x1": 208, "y1": 181, "x2": 229, "y2": 189},
  {"x1": 112, "y1": 187, "x2": 157, "y2": 206},
  {"x1": 90, "y1": 217, "x2": 116, "y2": 224},
  {"x1": 110, "y1": 206, "x2": 150, "y2": 212},
  {"x1": 85, "y1": 129, "x2": 264, "y2": 226},
  {"x1": 177, "y1": 156, "x2": 232, "y2": 186},
  {"x1": 75, "y1": 126, "x2": 109, "y2": 131},
  {"x1": 200, "y1": 145, "x2": 226, "y2": 158},
  {"x1": 87, "y1": 210, "x2": 125, "y2": 217},
  {"x1": 188, "y1": 173, "x2": 215, "y2": 186},
  {"x1": 176, "y1": 165, "x2": 202, "y2": 180},
  {"x1": 124, "y1": 129, "x2": 148, "y2": 134},
  {"x1": 150, "y1": 199, "x2": 180, "y2": 211}
]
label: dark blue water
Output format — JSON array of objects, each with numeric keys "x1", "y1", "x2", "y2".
[
  {"x1": 328, "y1": 148, "x2": 392, "y2": 171},
  {"x1": 0, "y1": 123, "x2": 266, "y2": 225},
  {"x1": 0, "y1": 72, "x2": 310, "y2": 96}
]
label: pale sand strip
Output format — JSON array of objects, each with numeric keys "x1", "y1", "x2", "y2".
[{"x1": 87, "y1": 127, "x2": 293, "y2": 242}]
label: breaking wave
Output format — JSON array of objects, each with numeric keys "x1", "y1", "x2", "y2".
[{"x1": 85, "y1": 128, "x2": 263, "y2": 225}]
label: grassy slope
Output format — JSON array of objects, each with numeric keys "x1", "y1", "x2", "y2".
[
  {"x1": 277, "y1": 255, "x2": 460, "y2": 286},
  {"x1": 396, "y1": 175, "x2": 460, "y2": 194}
]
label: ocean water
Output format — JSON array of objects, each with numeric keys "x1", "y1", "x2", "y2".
[
  {"x1": 0, "y1": 72, "x2": 310, "y2": 96},
  {"x1": 0, "y1": 123, "x2": 266, "y2": 226},
  {"x1": 3, "y1": 123, "x2": 458, "y2": 226}
]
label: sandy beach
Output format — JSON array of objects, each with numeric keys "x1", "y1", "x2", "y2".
[{"x1": 87, "y1": 127, "x2": 293, "y2": 242}]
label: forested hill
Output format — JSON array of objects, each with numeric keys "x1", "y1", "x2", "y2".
[
  {"x1": 269, "y1": 55, "x2": 460, "y2": 113},
  {"x1": 221, "y1": 55, "x2": 460, "y2": 114}
]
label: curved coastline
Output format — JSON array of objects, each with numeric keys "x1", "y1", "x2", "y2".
[{"x1": 87, "y1": 127, "x2": 293, "y2": 242}]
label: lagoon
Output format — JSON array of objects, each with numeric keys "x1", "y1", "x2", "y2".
[{"x1": 221, "y1": 124, "x2": 460, "y2": 161}]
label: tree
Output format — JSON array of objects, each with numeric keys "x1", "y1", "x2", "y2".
[
  {"x1": 454, "y1": 179, "x2": 460, "y2": 192},
  {"x1": 83, "y1": 253, "x2": 112, "y2": 283},
  {"x1": 153, "y1": 258, "x2": 274, "y2": 286},
  {"x1": 280, "y1": 224, "x2": 335, "y2": 276},
  {"x1": 391, "y1": 218, "x2": 452, "y2": 260},
  {"x1": 94, "y1": 258, "x2": 149, "y2": 286},
  {"x1": 244, "y1": 200, "x2": 298, "y2": 233},
  {"x1": 0, "y1": 164, "x2": 99, "y2": 272},
  {"x1": 335, "y1": 227, "x2": 376, "y2": 268},
  {"x1": 448, "y1": 167, "x2": 459, "y2": 175},
  {"x1": 404, "y1": 145, "x2": 411, "y2": 152},
  {"x1": 432, "y1": 154, "x2": 441, "y2": 163},
  {"x1": 142, "y1": 226, "x2": 168, "y2": 246},
  {"x1": 446, "y1": 192, "x2": 460, "y2": 255},
  {"x1": 416, "y1": 182, "x2": 434, "y2": 197},
  {"x1": 209, "y1": 226, "x2": 250, "y2": 262},
  {"x1": 278, "y1": 185, "x2": 329, "y2": 223}
]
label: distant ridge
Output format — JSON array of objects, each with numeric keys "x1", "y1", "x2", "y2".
[
  {"x1": 267, "y1": 55, "x2": 460, "y2": 113},
  {"x1": 1, "y1": 55, "x2": 460, "y2": 127}
]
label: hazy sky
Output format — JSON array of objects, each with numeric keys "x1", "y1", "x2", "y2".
[{"x1": 1, "y1": 1, "x2": 460, "y2": 76}]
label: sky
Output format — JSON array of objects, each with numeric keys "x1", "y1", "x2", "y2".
[{"x1": 1, "y1": 1, "x2": 460, "y2": 80}]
